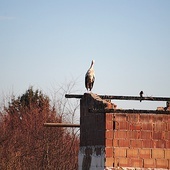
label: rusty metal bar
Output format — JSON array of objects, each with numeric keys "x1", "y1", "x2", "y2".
[
  {"x1": 44, "y1": 123, "x2": 80, "y2": 127},
  {"x1": 65, "y1": 94, "x2": 170, "y2": 102},
  {"x1": 99, "y1": 95, "x2": 170, "y2": 101},
  {"x1": 89, "y1": 108, "x2": 170, "y2": 114},
  {"x1": 65, "y1": 94, "x2": 82, "y2": 99}
]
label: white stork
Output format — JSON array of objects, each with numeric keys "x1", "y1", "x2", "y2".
[{"x1": 85, "y1": 60, "x2": 95, "y2": 91}]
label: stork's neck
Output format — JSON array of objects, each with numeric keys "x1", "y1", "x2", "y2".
[{"x1": 90, "y1": 62, "x2": 94, "y2": 69}]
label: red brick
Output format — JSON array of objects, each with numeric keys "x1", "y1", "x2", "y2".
[
  {"x1": 162, "y1": 115, "x2": 170, "y2": 122},
  {"x1": 129, "y1": 123, "x2": 141, "y2": 130},
  {"x1": 153, "y1": 122, "x2": 167, "y2": 131},
  {"x1": 106, "y1": 121, "x2": 113, "y2": 130},
  {"x1": 114, "y1": 158, "x2": 119, "y2": 167},
  {"x1": 142, "y1": 122, "x2": 153, "y2": 130},
  {"x1": 141, "y1": 131, "x2": 152, "y2": 139},
  {"x1": 166, "y1": 140, "x2": 170, "y2": 148},
  {"x1": 153, "y1": 131, "x2": 163, "y2": 139},
  {"x1": 105, "y1": 157, "x2": 113, "y2": 167},
  {"x1": 127, "y1": 130, "x2": 141, "y2": 139},
  {"x1": 115, "y1": 121, "x2": 129, "y2": 130},
  {"x1": 139, "y1": 149, "x2": 151, "y2": 159},
  {"x1": 165, "y1": 131, "x2": 170, "y2": 140},
  {"x1": 114, "y1": 148, "x2": 126, "y2": 157},
  {"x1": 127, "y1": 149, "x2": 138, "y2": 157},
  {"x1": 153, "y1": 115, "x2": 163, "y2": 122},
  {"x1": 119, "y1": 139, "x2": 130, "y2": 147},
  {"x1": 130, "y1": 140, "x2": 142, "y2": 148},
  {"x1": 106, "y1": 139, "x2": 113, "y2": 147},
  {"x1": 106, "y1": 130, "x2": 113, "y2": 139},
  {"x1": 128, "y1": 114, "x2": 139, "y2": 122},
  {"x1": 162, "y1": 131, "x2": 166, "y2": 139},
  {"x1": 106, "y1": 113, "x2": 113, "y2": 121},
  {"x1": 114, "y1": 114, "x2": 127, "y2": 122},
  {"x1": 152, "y1": 140, "x2": 157, "y2": 148},
  {"x1": 144, "y1": 159, "x2": 155, "y2": 168},
  {"x1": 156, "y1": 159, "x2": 168, "y2": 169},
  {"x1": 153, "y1": 140, "x2": 166, "y2": 148},
  {"x1": 105, "y1": 147, "x2": 113, "y2": 157},
  {"x1": 152, "y1": 149, "x2": 164, "y2": 159},
  {"x1": 131, "y1": 158, "x2": 143, "y2": 167},
  {"x1": 118, "y1": 158, "x2": 131, "y2": 167},
  {"x1": 114, "y1": 130, "x2": 127, "y2": 139},
  {"x1": 167, "y1": 122, "x2": 170, "y2": 131},
  {"x1": 140, "y1": 114, "x2": 153, "y2": 123},
  {"x1": 165, "y1": 150, "x2": 170, "y2": 159},
  {"x1": 142, "y1": 140, "x2": 152, "y2": 148},
  {"x1": 113, "y1": 139, "x2": 118, "y2": 147}
]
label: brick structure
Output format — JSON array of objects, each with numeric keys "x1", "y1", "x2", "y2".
[{"x1": 78, "y1": 93, "x2": 170, "y2": 170}]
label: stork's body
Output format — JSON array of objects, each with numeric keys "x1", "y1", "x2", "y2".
[{"x1": 85, "y1": 60, "x2": 95, "y2": 91}]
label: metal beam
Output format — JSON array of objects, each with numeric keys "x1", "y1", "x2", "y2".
[
  {"x1": 44, "y1": 123, "x2": 80, "y2": 128},
  {"x1": 65, "y1": 94, "x2": 170, "y2": 102},
  {"x1": 65, "y1": 94, "x2": 82, "y2": 99},
  {"x1": 89, "y1": 108, "x2": 170, "y2": 114},
  {"x1": 99, "y1": 95, "x2": 170, "y2": 101}
]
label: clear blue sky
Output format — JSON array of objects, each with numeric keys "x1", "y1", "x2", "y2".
[{"x1": 1, "y1": 0, "x2": 170, "y2": 109}]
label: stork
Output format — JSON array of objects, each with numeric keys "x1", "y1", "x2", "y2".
[{"x1": 85, "y1": 60, "x2": 95, "y2": 91}]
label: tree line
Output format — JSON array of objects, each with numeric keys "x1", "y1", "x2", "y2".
[{"x1": 0, "y1": 87, "x2": 79, "y2": 170}]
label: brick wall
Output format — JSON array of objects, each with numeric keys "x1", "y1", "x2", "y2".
[
  {"x1": 78, "y1": 93, "x2": 170, "y2": 170},
  {"x1": 106, "y1": 113, "x2": 170, "y2": 169}
]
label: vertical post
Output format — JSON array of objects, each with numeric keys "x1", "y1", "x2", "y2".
[{"x1": 78, "y1": 93, "x2": 113, "y2": 170}]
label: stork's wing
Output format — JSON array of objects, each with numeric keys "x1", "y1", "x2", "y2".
[
  {"x1": 85, "y1": 73, "x2": 88, "y2": 90},
  {"x1": 91, "y1": 75, "x2": 95, "y2": 88}
]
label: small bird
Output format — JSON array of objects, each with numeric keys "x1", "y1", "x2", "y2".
[
  {"x1": 85, "y1": 60, "x2": 95, "y2": 91},
  {"x1": 139, "y1": 91, "x2": 143, "y2": 102},
  {"x1": 164, "y1": 101, "x2": 170, "y2": 111}
]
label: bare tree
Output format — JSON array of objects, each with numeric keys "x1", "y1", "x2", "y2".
[{"x1": 0, "y1": 87, "x2": 79, "y2": 170}]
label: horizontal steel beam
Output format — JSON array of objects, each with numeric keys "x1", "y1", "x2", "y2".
[
  {"x1": 65, "y1": 94, "x2": 170, "y2": 102},
  {"x1": 99, "y1": 95, "x2": 170, "y2": 101},
  {"x1": 44, "y1": 123, "x2": 80, "y2": 128},
  {"x1": 89, "y1": 108, "x2": 170, "y2": 114},
  {"x1": 65, "y1": 94, "x2": 82, "y2": 99}
]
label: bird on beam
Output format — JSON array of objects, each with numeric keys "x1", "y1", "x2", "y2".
[
  {"x1": 85, "y1": 60, "x2": 95, "y2": 91},
  {"x1": 140, "y1": 91, "x2": 144, "y2": 102}
]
